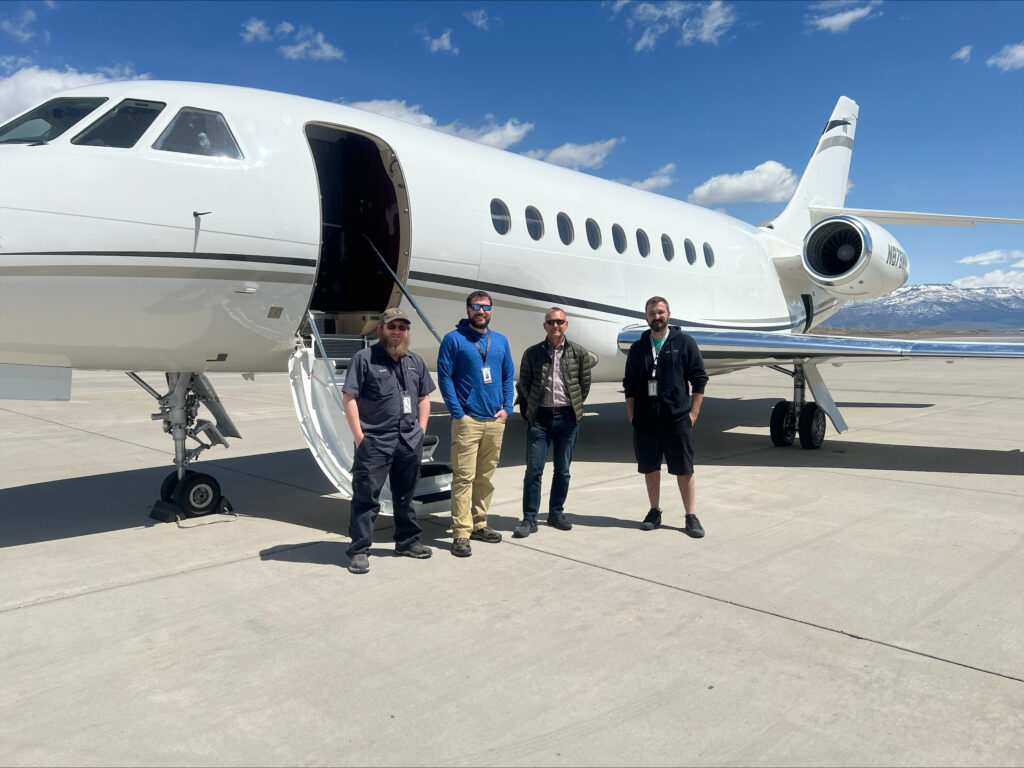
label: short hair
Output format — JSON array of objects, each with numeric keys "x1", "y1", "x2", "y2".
[
  {"x1": 645, "y1": 296, "x2": 670, "y2": 312},
  {"x1": 544, "y1": 306, "x2": 566, "y2": 320},
  {"x1": 466, "y1": 290, "x2": 491, "y2": 306}
]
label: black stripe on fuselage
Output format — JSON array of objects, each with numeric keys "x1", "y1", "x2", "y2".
[
  {"x1": 409, "y1": 269, "x2": 802, "y2": 332},
  {"x1": 2, "y1": 251, "x2": 318, "y2": 268}
]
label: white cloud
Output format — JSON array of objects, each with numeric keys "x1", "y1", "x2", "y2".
[
  {"x1": 806, "y1": 1, "x2": 882, "y2": 34},
  {"x1": 464, "y1": 9, "x2": 489, "y2": 30},
  {"x1": 957, "y1": 249, "x2": 1024, "y2": 266},
  {"x1": 419, "y1": 26, "x2": 459, "y2": 55},
  {"x1": 243, "y1": 18, "x2": 343, "y2": 61},
  {"x1": 621, "y1": 163, "x2": 677, "y2": 191},
  {"x1": 240, "y1": 17, "x2": 271, "y2": 43},
  {"x1": 525, "y1": 138, "x2": 624, "y2": 170},
  {"x1": 349, "y1": 99, "x2": 533, "y2": 150},
  {"x1": 279, "y1": 25, "x2": 344, "y2": 61},
  {"x1": 951, "y1": 44, "x2": 972, "y2": 63},
  {"x1": 987, "y1": 42, "x2": 1024, "y2": 72},
  {"x1": 1, "y1": 8, "x2": 37, "y2": 42},
  {"x1": 688, "y1": 160, "x2": 797, "y2": 205},
  {"x1": 952, "y1": 269, "x2": 1024, "y2": 289},
  {"x1": 619, "y1": 0, "x2": 736, "y2": 51},
  {"x1": 0, "y1": 65, "x2": 149, "y2": 122}
]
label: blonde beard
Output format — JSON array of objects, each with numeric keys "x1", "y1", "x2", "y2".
[{"x1": 378, "y1": 329, "x2": 410, "y2": 357}]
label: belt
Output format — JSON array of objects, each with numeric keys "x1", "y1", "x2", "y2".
[{"x1": 539, "y1": 405, "x2": 573, "y2": 414}]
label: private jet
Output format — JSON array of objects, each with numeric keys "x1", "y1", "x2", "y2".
[{"x1": 1, "y1": 81, "x2": 1021, "y2": 519}]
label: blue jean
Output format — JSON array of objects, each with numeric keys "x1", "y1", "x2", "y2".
[{"x1": 523, "y1": 407, "x2": 579, "y2": 521}]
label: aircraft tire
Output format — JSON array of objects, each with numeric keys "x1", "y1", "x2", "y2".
[
  {"x1": 173, "y1": 472, "x2": 221, "y2": 517},
  {"x1": 159, "y1": 471, "x2": 180, "y2": 503},
  {"x1": 798, "y1": 403, "x2": 826, "y2": 450},
  {"x1": 770, "y1": 400, "x2": 796, "y2": 447}
]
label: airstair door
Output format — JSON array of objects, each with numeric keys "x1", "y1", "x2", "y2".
[{"x1": 287, "y1": 339, "x2": 452, "y2": 516}]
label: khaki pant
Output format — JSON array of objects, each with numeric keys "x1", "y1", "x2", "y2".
[{"x1": 449, "y1": 416, "x2": 506, "y2": 538}]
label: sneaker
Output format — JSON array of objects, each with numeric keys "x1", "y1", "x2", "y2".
[
  {"x1": 639, "y1": 507, "x2": 662, "y2": 531},
  {"x1": 470, "y1": 526, "x2": 502, "y2": 543},
  {"x1": 547, "y1": 512, "x2": 572, "y2": 531},
  {"x1": 452, "y1": 537, "x2": 472, "y2": 557},
  {"x1": 396, "y1": 542, "x2": 432, "y2": 559},
  {"x1": 347, "y1": 553, "x2": 370, "y2": 574},
  {"x1": 685, "y1": 513, "x2": 705, "y2": 538},
  {"x1": 513, "y1": 519, "x2": 538, "y2": 538}
]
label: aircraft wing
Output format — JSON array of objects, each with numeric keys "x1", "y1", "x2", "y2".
[
  {"x1": 616, "y1": 326, "x2": 1024, "y2": 371},
  {"x1": 808, "y1": 207, "x2": 1024, "y2": 228}
]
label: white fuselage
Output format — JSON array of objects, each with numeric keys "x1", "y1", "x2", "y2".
[{"x1": 0, "y1": 81, "x2": 813, "y2": 381}]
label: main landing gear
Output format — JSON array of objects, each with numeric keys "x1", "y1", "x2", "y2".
[
  {"x1": 768, "y1": 362, "x2": 827, "y2": 449},
  {"x1": 128, "y1": 372, "x2": 241, "y2": 522}
]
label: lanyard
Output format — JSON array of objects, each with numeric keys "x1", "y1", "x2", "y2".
[
  {"x1": 389, "y1": 355, "x2": 408, "y2": 392},
  {"x1": 475, "y1": 330, "x2": 492, "y2": 364},
  {"x1": 650, "y1": 335, "x2": 664, "y2": 378}
]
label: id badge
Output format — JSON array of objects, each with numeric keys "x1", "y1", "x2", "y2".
[
  {"x1": 647, "y1": 379, "x2": 657, "y2": 396},
  {"x1": 401, "y1": 394, "x2": 412, "y2": 414},
  {"x1": 481, "y1": 366, "x2": 493, "y2": 384}
]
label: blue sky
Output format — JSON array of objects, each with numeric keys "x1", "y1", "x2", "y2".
[{"x1": 2, "y1": 0, "x2": 1022, "y2": 287}]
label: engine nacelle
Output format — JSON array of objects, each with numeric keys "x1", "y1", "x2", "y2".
[{"x1": 802, "y1": 215, "x2": 910, "y2": 300}]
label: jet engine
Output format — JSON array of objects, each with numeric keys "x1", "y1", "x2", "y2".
[{"x1": 802, "y1": 215, "x2": 910, "y2": 299}]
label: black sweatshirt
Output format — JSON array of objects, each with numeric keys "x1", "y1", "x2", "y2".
[{"x1": 623, "y1": 327, "x2": 708, "y2": 424}]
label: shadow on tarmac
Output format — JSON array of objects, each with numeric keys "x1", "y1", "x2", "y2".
[{"x1": 3, "y1": 396, "x2": 1019, "y2": 548}]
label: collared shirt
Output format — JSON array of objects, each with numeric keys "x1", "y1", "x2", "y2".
[
  {"x1": 541, "y1": 340, "x2": 569, "y2": 408},
  {"x1": 343, "y1": 344, "x2": 436, "y2": 444}
]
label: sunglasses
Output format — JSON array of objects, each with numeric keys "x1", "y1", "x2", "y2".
[
  {"x1": 468, "y1": 303, "x2": 492, "y2": 311},
  {"x1": 545, "y1": 319, "x2": 567, "y2": 326},
  {"x1": 384, "y1": 323, "x2": 409, "y2": 331}
]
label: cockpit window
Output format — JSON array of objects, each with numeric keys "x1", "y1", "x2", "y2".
[
  {"x1": 0, "y1": 97, "x2": 109, "y2": 144},
  {"x1": 71, "y1": 99, "x2": 166, "y2": 148},
  {"x1": 153, "y1": 107, "x2": 243, "y2": 159}
]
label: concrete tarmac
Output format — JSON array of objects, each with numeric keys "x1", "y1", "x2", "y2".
[{"x1": 1, "y1": 359, "x2": 1022, "y2": 766}]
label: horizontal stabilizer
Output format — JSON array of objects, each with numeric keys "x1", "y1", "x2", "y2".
[{"x1": 810, "y1": 207, "x2": 1024, "y2": 228}]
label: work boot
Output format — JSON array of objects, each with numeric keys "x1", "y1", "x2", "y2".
[
  {"x1": 639, "y1": 507, "x2": 662, "y2": 531},
  {"x1": 547, "y1": 512, "x2": 572, "y2": 531},
  {"x1": 513, "y1": 519, "x2": 538, "y2": 538},
  {"x1": 452, "y1": 537, "x2": 472, "y2": 557},
  {"x1": 396, "y1": 542, "x2": 433, "y2": 558},
  {"x1": 347, "y1": 553, "x2": 370, "y2": 574},
  {"x1": 685, "y1": 513, "x2": 705, "y2": 538},
  {"x1": 470, "y1": 526, "x2": 502, "y2": 543}
]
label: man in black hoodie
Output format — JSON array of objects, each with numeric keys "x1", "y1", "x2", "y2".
[{"x1": 623, "y1": 296, "x2": 709, "y2": 537}]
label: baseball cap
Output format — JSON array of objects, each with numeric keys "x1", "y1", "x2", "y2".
[{"x1": 380, "y1": 307, "x2": 412, "y2": 324}]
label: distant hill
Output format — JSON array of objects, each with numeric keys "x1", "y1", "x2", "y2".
[{"x1": 819, "y1": 285, "x2": 1024, "y2": 331}]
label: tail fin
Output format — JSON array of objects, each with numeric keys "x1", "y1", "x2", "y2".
[{"x1": 766, "y1": 96, "x2": 859, "y2": 243}]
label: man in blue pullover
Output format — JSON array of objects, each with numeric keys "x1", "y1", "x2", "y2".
[{"x1": 437, "y1": 290, "x2": 515, "y2": 557}]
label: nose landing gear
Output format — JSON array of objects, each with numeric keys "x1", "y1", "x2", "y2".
[{"x1": 128, "y1": 372, "x2": 239, "y2": 522}]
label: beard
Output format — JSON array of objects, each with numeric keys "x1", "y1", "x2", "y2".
[
  {"x1": 378, "y1": 331, "x2": 411, "y2": 357},
  {"x1": 469, "y1": 314, "x2": 490, "y2": 330},
  {"x1": 648, "y1": 317, "x2": 667, "y2": 332}
]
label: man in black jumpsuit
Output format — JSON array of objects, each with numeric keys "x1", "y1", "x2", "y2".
[{"x1": 342, "y1": 307, "x2": 436, "y2": 574}]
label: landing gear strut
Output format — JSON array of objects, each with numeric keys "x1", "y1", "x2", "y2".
[
  {"x1": 768, "y1": 362, "x2": 826, "y2": 449},
  {"x1": 128, "y1": 372, "x2": 238, "y2": 521}
]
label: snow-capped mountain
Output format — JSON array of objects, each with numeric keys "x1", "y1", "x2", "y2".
[{"x1": 820, "y1": 285, "x2": 1024, "y2": 331}]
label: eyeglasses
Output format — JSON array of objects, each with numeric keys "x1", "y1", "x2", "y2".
[
  {"x1": 544, "y1": 319, "x2": 566, "y2": 326},
  {"x1": 384, "y1": 323, "x2": 409, "y2": 331},
  {"x1": 468, "y1": 303, "x2": 492, "y2": 312}
]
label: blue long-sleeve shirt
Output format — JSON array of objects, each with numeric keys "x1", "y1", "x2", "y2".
[{"x1": 437, "y1": 319, "x2": 515, "y2": 420}]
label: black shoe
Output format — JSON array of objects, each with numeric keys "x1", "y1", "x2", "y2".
[
  {"x1": 452, "y1": 537, "x2": 472, "y2": 557},
  {"x1": 347, "y1": 553, "x2": 369, "y2": 574},
  {"x1": 547, "y1": 512, "x2": 572, "y2": 531},
  {"x1": 470, "y1": 526, "x2": 502, "y2": 543},
  {"x1": 639, "y1": 507, "x2": 662, "y2": 531},
  {"x1": 685, "y1": 513, "x2": 705, "y2": 538},
  {"x1": 396, "y1": 542, "x2": 433, "y2": 559},
  {"x1": 513, "y1": 519, "x2": 538, "y2": 538}
]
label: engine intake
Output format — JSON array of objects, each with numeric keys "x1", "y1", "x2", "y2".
[{"x1": 802, "y1": 215, "x2": 909, "y2": 299}]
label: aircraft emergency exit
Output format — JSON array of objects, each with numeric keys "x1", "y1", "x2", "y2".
[{"x1": 1, "y1": 81, "x2": 1021, "y2": 517}]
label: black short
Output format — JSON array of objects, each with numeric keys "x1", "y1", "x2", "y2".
[{"x1": 633, "y1": 417, "x2": 694, "y2": 475}]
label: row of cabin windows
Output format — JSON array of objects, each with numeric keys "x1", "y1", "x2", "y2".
[
  {"x1": 0, "y1": 97, "x2": 243, "y2": 159},
  {"x1": 490, "y1": 198, "x2": 716, "y2": 267}
]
